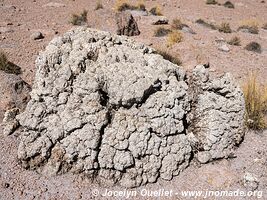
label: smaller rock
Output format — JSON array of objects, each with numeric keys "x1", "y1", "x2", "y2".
[
  {"x1": 2, "y1": 5, "x2": 16, "y2": 10},
  {"x1": 238, "y1": 27, "x2": 257, "y2": 34},
  {"x1": 215, "y1": 37, "x2": 225, "y2": 43},
  {"x1": 197, "y1": 151, "x2": 211, "y2": 164},
  {"x1": 0, "y1": 27, "x2": 14, "y2": 34},
  {"x1": 3, "y1": 120, "x2": 19, "y2": 135},
  {"x1": 30, "y1": 31, "x2": 44, "y2": 40},
  {"x1": 43, "y1": 2, "x2": 66, "y2": 8},
  {"x1": 162, "y1": 2, "x2": 167, "y2": 7},
  {"x1": 193, "y1": 65, "x2": 209, "y2": 83},
  {"x1": 218, "y1": 44, "x2": 230, "y2": 52},
  {"x1": 244, "y1": 42, "x2": 261, "y2": 53},
  {"x1": 129, "y1": 10, "x2": 148, "y2": 17},
  {"x1": 2, "y1": 108, "x2": 20, "y2": 135},
  {"x1": 3, "y1": 183, "x2": 10, "y2": 188},
  {"x1": 224, "y1": 1, "x2": 235, "y2": 8},
  {"x1": 151, "y1": 16, "x2": 169, "y2": 25},
  {"x1": 116, "y1": 11, "x2": 140, "y2": 36},
  {"x1": 181, "y1": 26, "x2": 196, "y2": 34},
  {"x1": 3, "y1": 108, "x2": 19, "y2": 123},
  {"x1": 236, "y1": 2, "x2": 244, "y2": 6},
  {"x1": 243, "y1": 172, "x2": 259, "y2": 190}
]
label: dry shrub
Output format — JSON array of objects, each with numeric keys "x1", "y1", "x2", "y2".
[
  {"x1": 136, "y1": 0, "x2": 146, "y2": 11},
  {"x1": 171, "y1": 18, "x2": 185, "y2": 30},
  {"x1": 115, "y1": 0, "x2": 146, "y2": 12},
  {"x1": 206, "y1": 0, "x2": 217, "y2": 5},
  {"x1": 243, "y1": 73, "x2": 267, "y2": 130},
  {"x1": 0, "y1": 51, "x2": 21, "y2": 75},
  {"x1": 227, "y1": 36, "x2": 241, "y2": 46},
  {"x1": 154, "y1": 27, "x2": 171, "y2": 37},
  {"x1": 156, "y1": 49, "x2": 182, "y2": 66},
  {"x1": 245, "y1": 42, "x2": 261, "y2": 53},
  {"x1": 238, "y1": 19, "x2": 259, "y2": 34},
  {"x1": 95, "y1": 0, "x2": 103, "y2": 10},
  {"x1": 114, "y1": 0, "x2": 134, "y2": 11},
  {"x1": 218, "y1": 22, "x2": 232, "y2": 33},
  {"x1": 70, "y1": 10, "x2": 88, "y2": 25},
  {"x1": 149, "y1": 5, "x2": 162, "y2": 16},
  {"x1": 167, "y1": 31, "x2": 183, "y2": 47}
]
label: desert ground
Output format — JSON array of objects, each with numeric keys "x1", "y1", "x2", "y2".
[{"x1": 0, "y1": 0, "x2": 267, "y2": 199}]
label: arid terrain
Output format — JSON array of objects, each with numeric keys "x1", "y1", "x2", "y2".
[{"x1": 0, "y1": 0, "x2": 267, "y2": 199}]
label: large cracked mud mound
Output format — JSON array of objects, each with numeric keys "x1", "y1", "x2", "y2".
[{"x1": 17, "y1": 27, "x2": 245, "y2": 188}]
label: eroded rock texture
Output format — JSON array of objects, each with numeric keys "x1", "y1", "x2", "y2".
[
  {"x1": 17, "y1": 27, "x2": 245, "y2": 187},
  {"x1": 188, "y1": 65, "x2": 245, "y2": 163},
  {"x1": 116, "y1": 11, "x2": 140, "y2": 36},
  {"x1": 0, "y1": 71, "x2": 31, "y2": 121}
]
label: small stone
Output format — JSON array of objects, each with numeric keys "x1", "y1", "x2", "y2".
[
  {"x1": 243, "y1": 172, "x2": 259, "y2": 190},
  {"x1": 151, "y1": 16, "x2": 169, "y2": 25},
  {"x1": 197, "y1": 151, "x2": 211, "y2": 164},
  {"x1": 0, "y1": 27, "x2": 14, "y2": 34},
  {"x1": 3, "y1": 108, "x2": 19, "y2": 123},
  {"x1": 129, "y1": 10, "x2": 148, "y2": 17},
  {"x1": 224, "y1": 1, "x2": 235, "y2": 8},
  {"x1": 30, "y1": 31, "x2": 44, "y2": 40},
  {"x1": 116, "y1": 11, "x2": 140, "y2": 36},
  {"x1": 215, "y1": 37, "x2": 225, "y2": 43},
  {"x1": 218, "y1": 44, "x2": 230, "y2": 52},
  {"x1": 236, "y1": 2, "x2": 244, "y2": 6},
  {"x1": 43, "y1": 2, "x2": 66, "y2": 8},
  {"x1": 3, "y1": 120, "x2": 20, "y2": 135},
  {"x1": 181, "y1": 26, "x2": 196, "y2": 34},
  {"x1": 3, "y1": 183, "x2": 10, "y2": 188}
]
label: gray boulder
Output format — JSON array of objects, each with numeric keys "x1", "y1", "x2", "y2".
[
  {"x1": 116, "y1": 11, "x2": 140, "y2": 36},
  {"x1": 17, "y1": 27, "x2": 245, "y2": 187}
]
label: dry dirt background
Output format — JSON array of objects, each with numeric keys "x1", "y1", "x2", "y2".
[{"x1": 0, "y1": 0, "x2": 267, "y2": 199}]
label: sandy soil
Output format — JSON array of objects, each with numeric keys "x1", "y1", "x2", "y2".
[{"x1": 0, "y1": 0, "x2": 267, "y2": 199}]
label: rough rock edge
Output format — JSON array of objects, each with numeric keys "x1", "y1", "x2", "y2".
[{"x1": 16, "y1": 27, "x2": 245, "y2": 188}]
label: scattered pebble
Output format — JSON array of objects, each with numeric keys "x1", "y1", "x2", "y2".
[
  {"x1": 129, "y1": 10, "x2": 148, "y2": 17},
  {"x1": 243, "y1": 172, "x2": 259, "y2": 190},
  {"x1": 245, "y1": 42, "x2": 261, "y2": 53},
  {"x1": 3, "y1": 183, "x2": 10, "y2": 188},
  {"x1": 182, "y1": 26, "x2": 196, "y2": 34},
  {"x1": 0, "y1": 27, "x2": 14, "y2": 34},
  {"x1": 218, "y1": 44, "x2": 230, "y2": 52},
  {"x1": 30, "y1": 31, "x2": 44, "y2": 40},
  {"x1": 197, "y1": 152, "x2": 211, "y2": 164},
  {"x1": 151, "y1": 16, "x2": 169, "y2": 25},
  {"x1": 43, "y1": 2, "x2": 66, "y2": 8}
]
